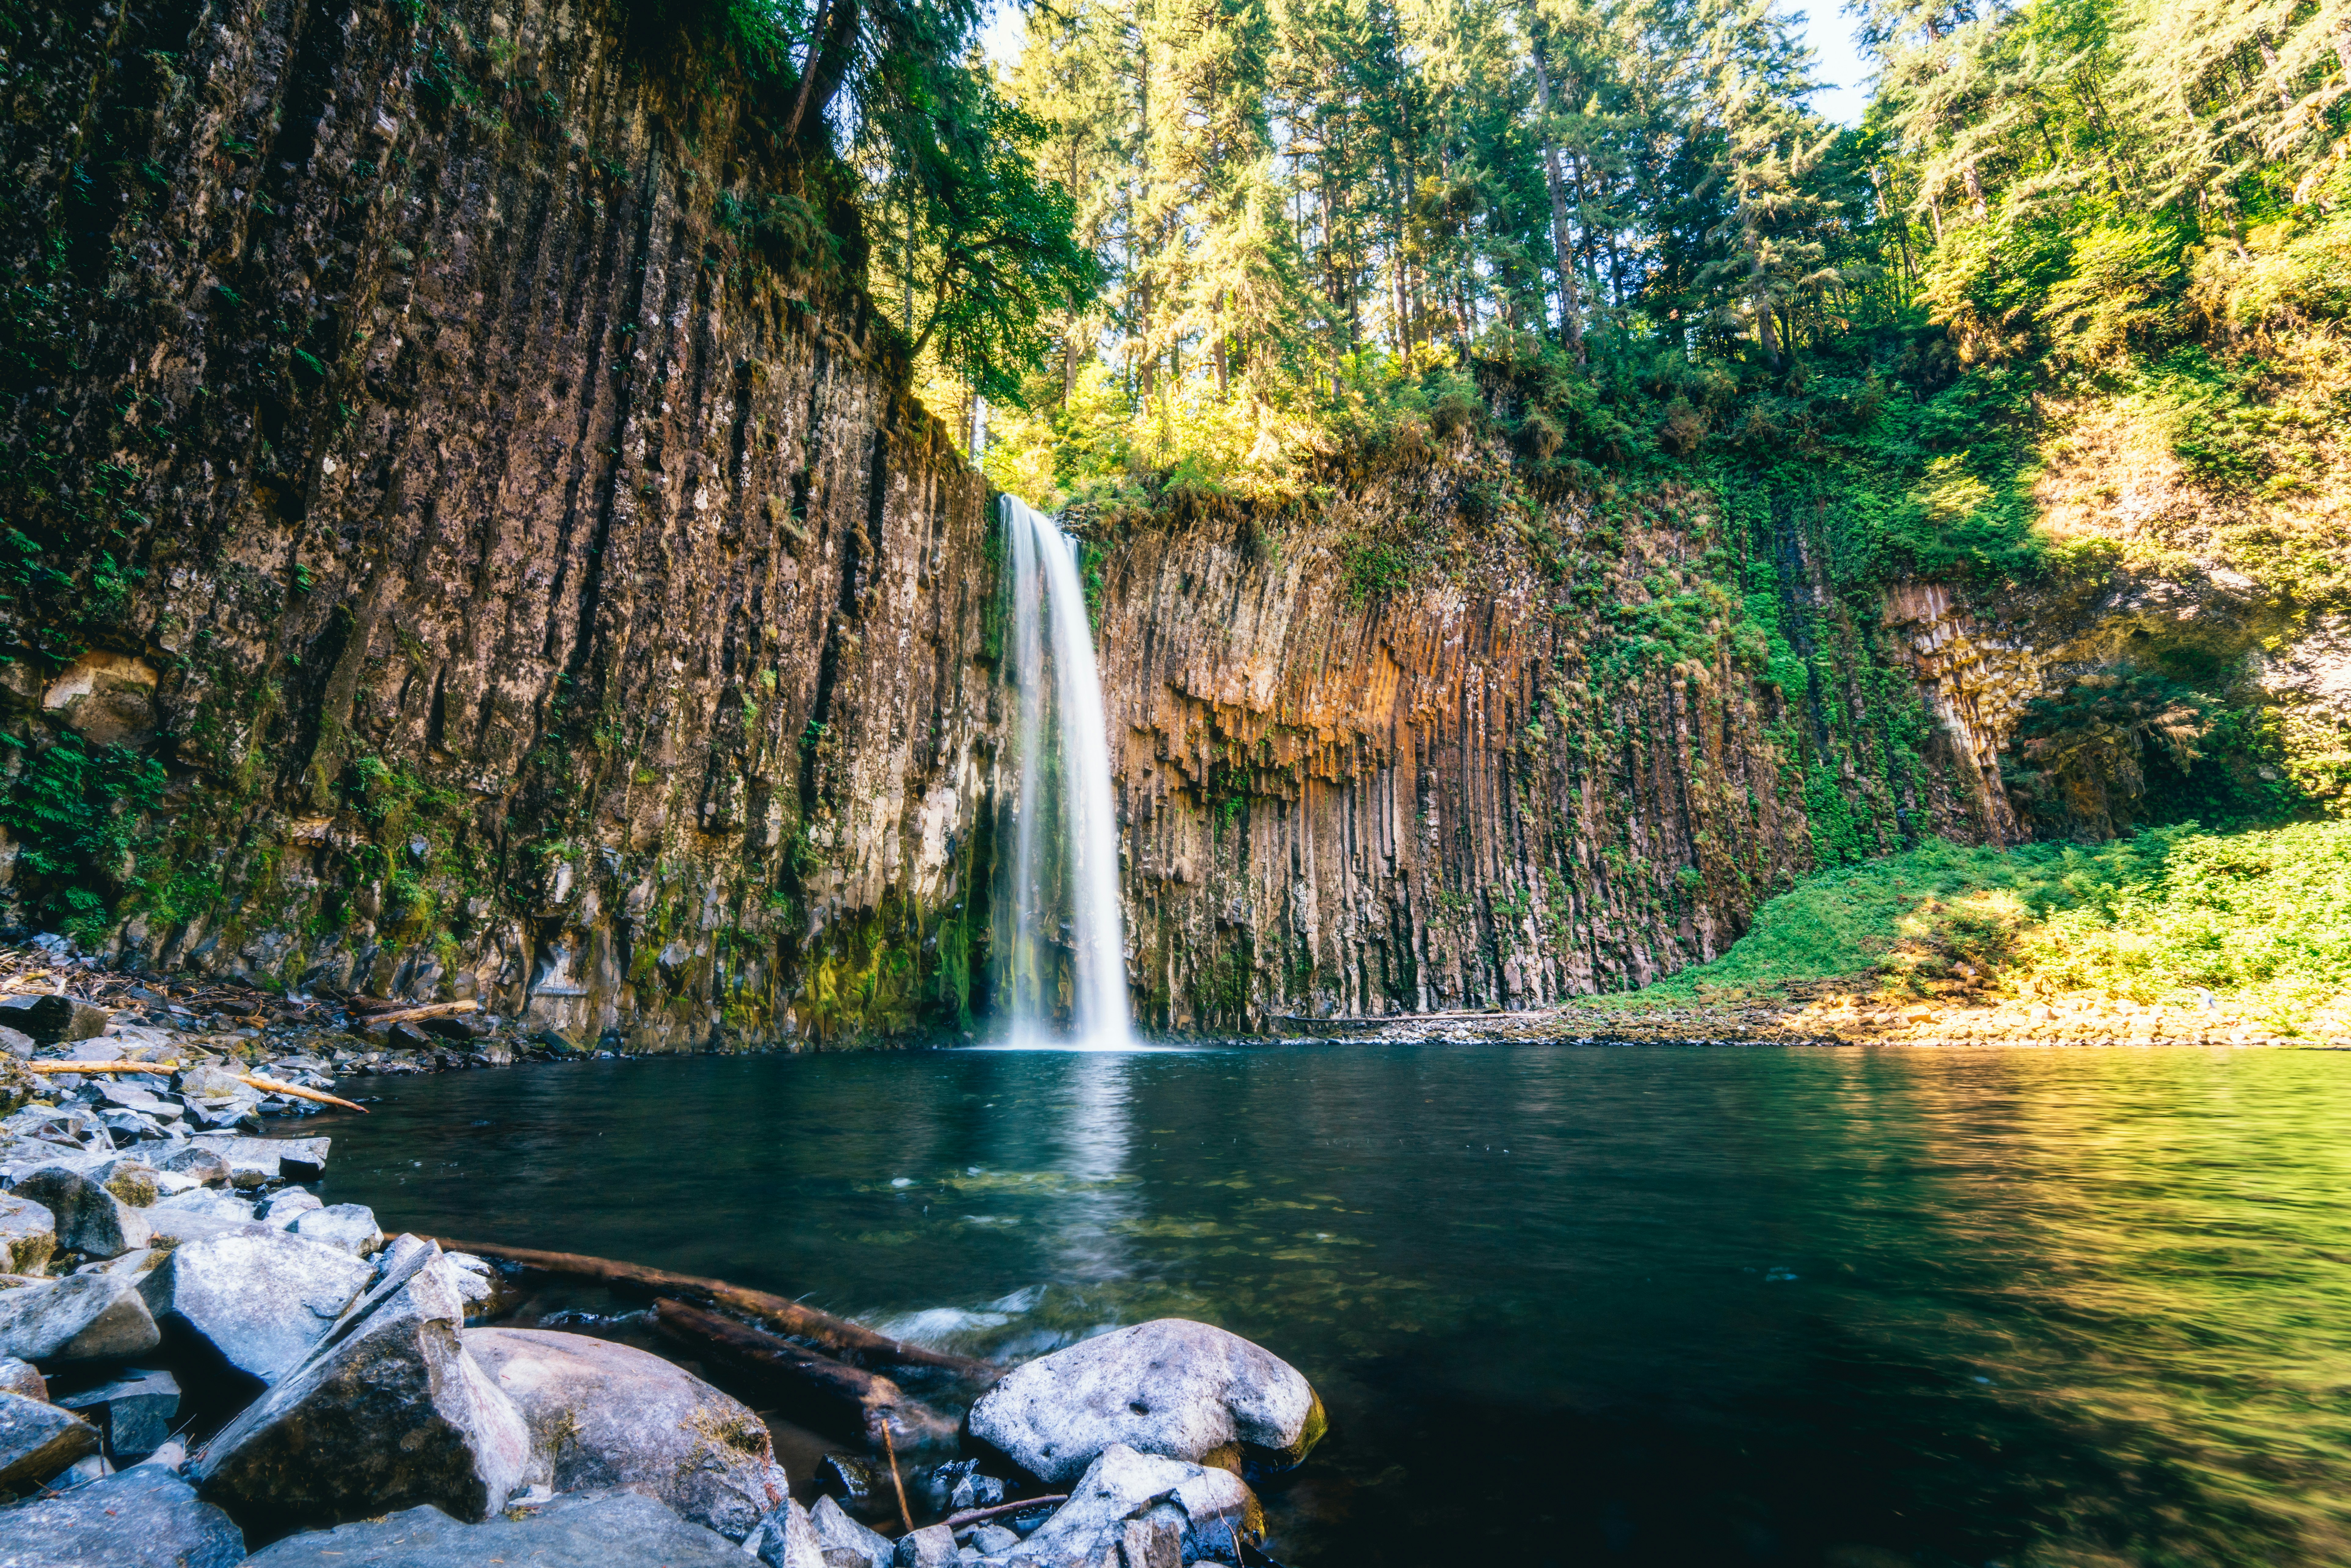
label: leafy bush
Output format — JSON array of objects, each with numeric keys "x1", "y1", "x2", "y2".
[{"x1": 0, "y1": 732, "x2": 167, "y2": 940}]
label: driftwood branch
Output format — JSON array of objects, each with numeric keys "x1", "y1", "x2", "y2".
[
  {"x1": 353, "y1": 999, "x2": 480, "y2": 1025},
  {"x1": 651, "y1": 1297, "x2": 958, "y2": 1451},
  {"x1": 429, "y1": 1237, "x2": 996, "y2": 1377},
  {"x1": 26, "y1": 1061, "x2": 366, "y2": 1112},
  {"x1": 945, "y1": 1496, "x2": 1069, "y2": 1530}
]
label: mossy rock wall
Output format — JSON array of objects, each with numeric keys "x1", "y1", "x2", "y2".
[{"x1": 0, "y1": 0, "x2": 1002, "y2": 1047}]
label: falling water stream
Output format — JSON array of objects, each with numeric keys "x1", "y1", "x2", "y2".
[{"x1": 992, "y1": 494, "x2": 1132, "y2": 1050}]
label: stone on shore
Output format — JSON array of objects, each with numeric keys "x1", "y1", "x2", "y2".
[
  {"x1": 811, "y1": 1494, "x2": 896, "y2": 1568},
  {"x1": 13, "y1": 1166, "x2": 151, "y2": 1258},
  {"x1": 1000, "y1": 1444, "x2": 1258, "y2": 1568},
  {"x1": 152, "y1": 1145, "x2": 232, "y2": 1185},
  {"x1": 187, "y1": 1134, "x2": 329, "y2": 1186},
  {"x1": 0, "y1": 995, "x2": 108, "y2": 1046},
  {"x1": 967, "y1": 1319, "x2": 1325, "y2": 1484},
  {"x1": 139, "y1": 1227, "x2": 373, "y2": 1385},
  {"x1": 238, "y1": 1490, "x2": 748, "y2": 1567},
  {"x1": 0, "y1": 1356, "x2": 45, "y2": 1401},
  {"x1": 58, "y1": 1367, "x2": 180, "y2": 1458},
  {"x1": 742, "y1": 1497, "x2": 828, "y2": 1568},
  {"x1": 0, "y1": 1389, "x2": 98, "y2": 1485},
  {"x1": 194, "y1": 1243, "x2": 530, "y2": 1529},
  {"x1": 893, "y1": 1522, "x2": 959, "y2": 1567},
  {"x1": 0, "y1": 1461, "x2": 245, "y2": 1568},
  {"x1": 0, "y1": 1192, "x2": 56, "y2": 1275},
  {"x1": 258, "y1": 1188, "x2": 323, "y2": 1225},
  {"x1": 291, "y1": 1203, "x2": 384, "y2": 1256},
  {"x1": 463, "y1": 1326, "x2": 787, "y2": 1541},
  {"x1": 0, "y1": 1026, "x2": 32, "y2": 1060},
  {"x1": 0, "y1": 1272, "x2": 162, "y2": 1362}
]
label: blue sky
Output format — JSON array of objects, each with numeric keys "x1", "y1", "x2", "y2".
[{"x1": 981, "y1": 2, "x2": 1875, "y2": 125}]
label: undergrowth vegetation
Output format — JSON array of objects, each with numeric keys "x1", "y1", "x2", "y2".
[{"x1": 1631, "y1": 819, "x2": 2351, "y2": 1030}]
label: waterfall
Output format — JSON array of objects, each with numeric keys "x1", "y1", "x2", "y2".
[{"x1": 993, "y1": 495, "x2": 1133, "y2": 1049}]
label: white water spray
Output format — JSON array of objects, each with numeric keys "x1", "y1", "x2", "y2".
[{"x1": 994, "y1": 495, "x2": 1132, "y2": 1049}]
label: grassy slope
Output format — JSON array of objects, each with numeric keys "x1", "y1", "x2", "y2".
[{"x1": 1586, "y1": 820, "x2": 2351, "y2": 1040}]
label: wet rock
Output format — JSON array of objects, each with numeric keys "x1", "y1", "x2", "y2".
[
  {"x1": 58, "y1": 1367, "x2": 180, "y2": 1458},
  {"x1": 1001, "y1": 1445, "x2": 1257, "y2": 1568},
  {"x1": 0, "y1": 1389, "x2": 98, "y2": 1484},
  {"x1": 13, "y1": 1166, "x2": 151, "y2": 1257},
  {"x1": 743, "y1": 1496, "x2": 828, "y2": 1568},
  {"x1": 188, "y1": 1134, "x2": 329, "y2": 1184},
  {"x1": 238, "y1": 1490, "x2": 746, "y2": 1567},
  {"x1": 139, "y1": 1228, "x2": 373, "y2": 1385},
  {"x1": 0, "y1": 1460, "x2": 245, "y2": 1567},
  {"x1": 895, "y1": 1523, "x2": 959, "y2": 1567},
  {"x1": 463, "y1": 1326, "x2": 786, "y2": 1540},
  {"x1": 819, "y1": 1450, "x2": 879, "y2": 1515},
  {"x1": 0, "y1": 1356, "x2": 45, "y2": 1401},
  {"x1": 0, "y1": 995, "x2": 108, "y2": 1046},
  {"x1": 812, "y1": 1493, "x2": 896, "y2": 1568},
  {"x1": 194, "y1": 1244, "x2": 530, "y2": 1528},
  {"x1": 259, "y1": 1188, "x2": 324, "y2": 1225},
  {"x1": 0, "y1": 1192, "x2": 56, "y2": 1274},
  {"x1": 970, "y1": 1524, "x2": 1023, "y2": 1556},
  {"x1": 291, "y1": 1203, "x2": 385, "y2": 1256},
  {"x1": 968, "y1": 1319, "x2": 1325, "y2": 1485},
  {"x1": 0, "y1": 1272, "x2": 162, "y2": 1362}
]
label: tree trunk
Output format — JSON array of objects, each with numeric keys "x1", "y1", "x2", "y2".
[
  {"x1": 1528, "y1": 31, "x2": 1585, "y2": 358},
  {"x1": 651, "y1": 1299, "x2": 961, "y2": 1451}
]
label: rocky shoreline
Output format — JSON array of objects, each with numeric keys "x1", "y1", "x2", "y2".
[{"x1": 0, "y1": 947, "x2": 1329, "y2": 1567}]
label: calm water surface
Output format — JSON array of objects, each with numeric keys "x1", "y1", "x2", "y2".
[{"x1": 312, "y1": 1045, "x2": 2351, "y2": 1567}]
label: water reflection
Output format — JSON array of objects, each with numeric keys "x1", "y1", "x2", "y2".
[{"x1": 316, "y1": 1046, "x2": 2351, "y2": 1567}]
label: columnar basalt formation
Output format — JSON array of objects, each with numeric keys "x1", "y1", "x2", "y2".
[
  {"x1": 1085, "y1": 470, "x2": 1972, "y2": 1030},
  {"x1": 0, "y1": 0, "x2": 999, "y2": 1047}
]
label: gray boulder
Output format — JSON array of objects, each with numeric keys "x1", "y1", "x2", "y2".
[
  {"x1": 812, "y1": 1494, "x2": 896, "y2": 1568},
  {"x1": 0, "y1": 1389, "x2": 99, "y2": 1485},
  {"x1": 259, "y1": 1188, "x2": 323, "y2": 1225},
  {"x1": 1001, "y1": 1445, "x2": 1257, "y2": 1568},
  {"x1": 0, "y1": 1192, "x2": 55, "y2": 1275},
  {"x1": 463, "y1": 1326, "x2": 787, "y2": 1540},
  {"x1": 969, "y1": 1319, "x2": 1324, "y2": 1486},
  {"x1": 0, "y1": 1271, "x2": 161, "y2": 1362},
  {"x1": 152, "y1": 1144, "x2": 232, "y2": 1185},
  {"x1": 743, "y1": 1497, "x2": 828, "y2": 1568},
  {"x1": 971, "y1": 1524, "x2": 1023, "y2": 1556},
  {"x1": 188, "y1": 1133, "x2": 329, "y2": 1184},
  {"x1": 58, "y1": 1367, "x2": 180, "y2": 1458},
  {"x1": 290, "y1": 1203, "x2": 384, "y2": 1256},
  {"x1": 0, "y1": 1026, "x2": 32, "y2": 1060},
  {"x1": 238, "y1": 1490, "x2": 746, "y2": 1567},
  {"x1": 139, "y1": 1227, "x2": 373, "y2": 1384},
  {"x1": 194, "y1": 1245, "x2": 530, "y2": 1529},
  {"x1": 0, "y1": 995, "x2": 108, "y2": 1045},
  {"x1": 0, "y1": 1355, "x2": 45, "y2": 1401},
  {"x1": 13, "y1": 1166, "x2": 151, "y2": 1257},
  {"x1": 151, "y1": 1185, "x2": 259, "y2": 1223},
  {"x1": 894, "y1": 1523, "x2": 958, "y2": 1567},
  {"x1": 0, "y1": 1460, "x2": 244, "y2": 1567}
]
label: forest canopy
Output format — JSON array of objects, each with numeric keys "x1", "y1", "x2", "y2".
[{"x1": 764, "y1": 0, "x2": 2351, "y2": 520}]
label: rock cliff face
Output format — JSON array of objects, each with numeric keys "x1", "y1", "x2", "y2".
[
  {"x1": 1084, "y1": 464, "x2": 1987, "y2": 1030},
  {"x1": 0, "y1": 0, "x2": 999, "y2": 1047}
]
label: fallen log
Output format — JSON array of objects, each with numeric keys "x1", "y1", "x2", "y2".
[
  {"x1": 236, "y1": 1074, "x2": 368, "y2": 1113},
  {"x1": 26, "y1": 1061, "x2": 366, "y2": 1112},
  {"x1": 651, "y1": 1297, "x2": 959, "y2": 1451},
  {"x1": 426, "y1": 1237, "x2": 996, "y2": 1377},
  {"x1": 354, "y1": 999, "x2": 479, "y2": 1025},
  {"x1": 945, "y1": 1495, "x2": 1069, "y2": 1530}
]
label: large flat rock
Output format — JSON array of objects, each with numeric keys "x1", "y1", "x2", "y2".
[
  {"x1": 139, "y1": 1227, "x2": 373, "y2": 1384},
  {"x1": 238, "y1": 1490, "x2": 747, "y2": 1567},
  {"x1": 186, "y1": 1135, "x2": 329, "y2": 1184},
  {"x1": 464, "y1": 1326, "x2": 787, "y2": 1541},
  {"x1": 0, "y1": 1461, "x2": 244, "y2": 1566},
  {"x1": 968, "y1": 1318, "x2": 1325, "y2": 1485},
  {"x1": 0, "y1": 1271, "x2": 161, "y2": 1364},
  {"x1": 194, "y1": 1244, "x2": 529, "y2": 1530}
]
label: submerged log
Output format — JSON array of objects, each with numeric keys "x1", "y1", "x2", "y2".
[
  {"x1": 651, "y1": 1297, "x2": 960, "y2": 1451},
  {"x1": 428, "y1": 1237, "x2": 996, "y2": 1377}
]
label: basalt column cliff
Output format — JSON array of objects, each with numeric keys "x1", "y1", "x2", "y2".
[{"x1": 0, "y1": 0, "x2": 1000, "y2": 1047}]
